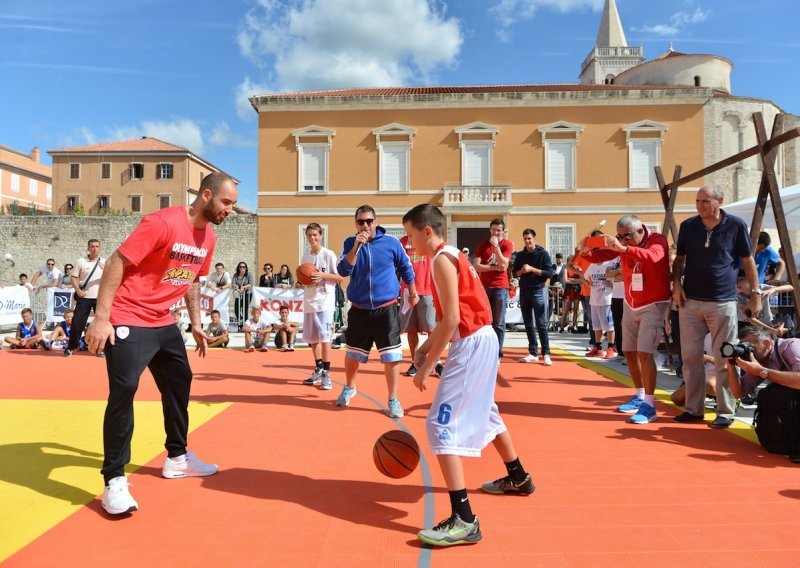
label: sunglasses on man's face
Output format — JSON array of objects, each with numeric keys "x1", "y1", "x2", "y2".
[{"x1": 356, "y1": 218, "x2": 375, "y2": 226}]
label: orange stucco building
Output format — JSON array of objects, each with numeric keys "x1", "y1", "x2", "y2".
[
  {"x1": 48, "y1": 137, "x2": 237, "y2": 215},
  {"x1": 250, "y1": 0, "x2": 796, "y2": 269},
  {"x1": 0, "y1": 145, "x2": 52, "y2": 213}
]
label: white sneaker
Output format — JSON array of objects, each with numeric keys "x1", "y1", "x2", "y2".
[
  {"x1": 543, "y1": 355, "x2": 553, "y2": 366},
  {"x1": 162, "y1": 450, "x2": 218, "y2": 478},
  {"x1": 102, "y1": 476, "x2": 138, "y2": 515},
  {"x1": 319, "y1": 370, "x2": 332, "y2": 390},
  {"x1": 518, "y1": 354, "x2": 539, "y2": 363}
]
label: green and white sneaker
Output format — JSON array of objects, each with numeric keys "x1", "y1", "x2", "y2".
[{"x1": 418, "y1": 513, "x2": 482, "y2": 547}]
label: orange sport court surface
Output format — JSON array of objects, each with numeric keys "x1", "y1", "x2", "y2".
[{"x1": 2, "y1": 342, "x2": 800, "y2": 568}]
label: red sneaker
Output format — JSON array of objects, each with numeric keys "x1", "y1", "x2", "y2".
[
  {"x1": 585, "y1": 346, "x2": 601, "y2": 357},
  {"x1": 605, "y1": 347, "x2": 617, "y2": 359}
]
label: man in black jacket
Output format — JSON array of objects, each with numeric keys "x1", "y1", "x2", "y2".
[{"x1": 513, "y1": 228, "x2": 554, "y2": 365}]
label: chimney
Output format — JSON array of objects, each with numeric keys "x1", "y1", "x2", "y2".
[{"x1": 31, "y1": 147, "x2": 41, "y2": 163}]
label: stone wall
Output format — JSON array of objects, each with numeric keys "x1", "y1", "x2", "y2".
[{"x1": 0, "y1": 213, "x2": 257, "y2": 285}]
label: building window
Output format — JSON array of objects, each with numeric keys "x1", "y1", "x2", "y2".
[
  {"x1": 130, "y1": 163, "x2": 144, "y2": 180},
  {"x1": 455, "y1": 122, "x2": 499, "y2": 186},
  {"x1": 29, "y1": 179, "x2": 38, "y2": 197},
  {"x1": 373, "y1": 123, "x2": 416, "y2": 192},
  {"x1": 67, "y1": 195, "x2": 80, "y2": 212},
  {"x1": 694, "y1": 75, "x2": 701, "y2": 87},
  {"x1": 69, "y1": 163, "x2": 80, "y2": 179},
  {"x1": 10, "y1": 174, "x2": 19, "y2": 192},
  {"x1": 101, "y1": 162, "x2": 111, "y2": 180},
  {"x1": 46, "y1": 184, "x2": 52, "y2": 199},
  {"x1": 157, "y1": 163, "x2": 173, "y2": 180},
  {"x1": 159, "y1": 194, "x2": 171, "y2": 209},
  {"x1": 623, "y1": 120, "x2": 668, "y2": 190},
  {"x1": 130, "y1": 195, "x2": 142, "y2": 213},
  {"x1": 292, "y1": 125, "x2": 335, "y2": 193},
  {"x1": 378, "y1": 143, "x2": 410, "y2": 192},
  {"x1": 629, "y1": 140, "x2": 659, "y2": 189},
  {"x1": 99, "y1": 195, "x2": 111, "y2": 212},
  {"x1": 539, "y1": 121, "x2": 583, "y2": 191},
  {"x1": 299, "y1": 145, "x2": 327, "y2": 192},
  {"x1": 546, "y1": 224, "x2": 576, "y2": 259}
]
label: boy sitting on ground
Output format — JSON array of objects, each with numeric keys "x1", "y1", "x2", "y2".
[
  {"x1": 206, "y1": 309, "x2": 230, "y2": 348},
  {"x1": 273, "y1": 305, "x2": 300, "y2": 351},
  {"x1": 4, "y1": 308, "x2": 49, "y2": 350},
  {"x1": 243, "y1": 306, "x2": 272, "y2": 352}
]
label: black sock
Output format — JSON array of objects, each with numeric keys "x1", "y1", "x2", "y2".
[
  {"x1": 504, "y1": 458, "x2": 527, "y2": 482},
  {"x1": 449, "y1": 488, "x2": 474, "y2": 523},
  {"x1": 322, "y1": 361, "x2": 331, "y2": 371},
  {"x1": 315, "y1": 359, "x2": 323, "y2": 370}
]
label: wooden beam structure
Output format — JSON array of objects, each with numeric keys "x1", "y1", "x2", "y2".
[{"x1": 657, "y1": 112, "x2": 800, "y2": 332}]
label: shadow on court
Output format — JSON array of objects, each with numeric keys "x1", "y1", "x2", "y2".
[{"x1": 0, "y1": 442, "x2": 102, "y2": 504}]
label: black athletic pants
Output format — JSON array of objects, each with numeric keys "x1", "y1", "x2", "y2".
[
  {"x1": 611, "y1": 297, "x2": 624, "y2": 354},
  {"x1": 101, "y1": 324, "x2": 192, "y2": 483},
  {"x1": 68, "y1": 296, "x2": 97, "y2": 351}
]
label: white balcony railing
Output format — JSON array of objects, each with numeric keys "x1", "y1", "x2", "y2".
[{"x1": 442, "y1": 184, "x2": 512, "y2": 213}]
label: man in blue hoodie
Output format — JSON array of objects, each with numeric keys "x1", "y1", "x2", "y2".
[{"x1": 336, "y1": 205, "x2": 418, "y2": 418}]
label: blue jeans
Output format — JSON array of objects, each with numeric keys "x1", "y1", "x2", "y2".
[
  {"x1": 485, "y1": 287, "x2": 508, "y2": 355},
  {"x1": 521, "y1": 287, "x2": 550, "y2": 356}
]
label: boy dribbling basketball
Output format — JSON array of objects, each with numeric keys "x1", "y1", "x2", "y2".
[{"x1": 402, "y1": 204, "x2": 535, "y2": 547}]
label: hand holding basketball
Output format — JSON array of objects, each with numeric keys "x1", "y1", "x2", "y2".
[
  {"x1": 373, "y1": 430, "x2": 420, "y2": 478},
  {"x1": 296, "y1": 263, "x2": 316, "y2": 286}
]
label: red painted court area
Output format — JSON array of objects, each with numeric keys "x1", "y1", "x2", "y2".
[{"x1": 3, "y1": 345, "x2": 800, "y2": 567}]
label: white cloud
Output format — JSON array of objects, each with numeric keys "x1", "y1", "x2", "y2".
[
  {"x1": 236, "y1": 0, "x2": 463, "y2": 92},
  {"x1": 209, "y1": 121, "x2": 255, "y2": 148},
  {"x1": 634, "y1": 7, "x2": 709, "y2": 37},
  {"x1": 235, "y1": 76, "x2": 270, "y2": 119},
  {"x1": 110, "y1": 119, "x2": 205, "y2": 154},
  {"x1": 490, "y1": 0, "x2": 603, "y2": 43}
]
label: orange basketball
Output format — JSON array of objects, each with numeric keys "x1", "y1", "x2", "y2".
[
  {"x1": 296, "y1": 263, "x2": 316, "y2": 286},
  {"x1": 373, "y1": 430, "x2": 420, "y2": 479}
]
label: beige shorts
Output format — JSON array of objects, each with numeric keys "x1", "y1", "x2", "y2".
[{"x1": 622, "y1": 301, "x2": 668, "y2": 354}]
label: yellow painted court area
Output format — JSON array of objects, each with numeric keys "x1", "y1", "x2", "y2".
[{"x1": 0, "y1": 399, "x2": 229, "y2": 562}]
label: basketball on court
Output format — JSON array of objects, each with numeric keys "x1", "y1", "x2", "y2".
[
  {"x1": 373, "y1": 430, "x2": 420, "y2": 478},
  {"x1": 295, "y1": 263, "x2": 316, "y2": 285}
]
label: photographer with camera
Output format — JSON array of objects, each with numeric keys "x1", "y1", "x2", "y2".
[
  {"x1": 726, "y1": 327, "x2": 800, "y2": 459},
  {"x1": 725, "y1": 328, "x2": 800, "y2": 399}
]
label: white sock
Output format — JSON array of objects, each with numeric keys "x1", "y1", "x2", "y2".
[
  {"x1": 636, "y1": 388, "x2": 645, "y2": 399},
  {"x1": 644, "y1": 394, "x2": 655, "y2": 406}
]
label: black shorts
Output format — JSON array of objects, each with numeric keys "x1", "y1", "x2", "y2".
[{"x1": 345, "y1": 303, "x2": 403, "y2": 363}]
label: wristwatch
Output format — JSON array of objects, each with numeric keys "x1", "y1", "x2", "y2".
[{"x1": 759, "y1": 368, "x2": 769, "y2": 379}]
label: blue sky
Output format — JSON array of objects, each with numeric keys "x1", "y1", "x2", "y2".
[{"x1": 2, "y1": 0, "x2": 798, "y2": 211}]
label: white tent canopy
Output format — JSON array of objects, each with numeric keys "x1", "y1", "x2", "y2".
[{"x1": 721, "y1": 183, "x2": 800, "y2": 229}]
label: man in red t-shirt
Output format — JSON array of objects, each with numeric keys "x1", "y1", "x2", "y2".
[
  {"x1": 85, "y1": 172, "x2": 238, "y2": 516},
  {"x1": 473, "y1": 218, "x2": 513, "y2": 357},
  {"x1": 399, "y1": 235, "x2": 440, "y2": 377}
]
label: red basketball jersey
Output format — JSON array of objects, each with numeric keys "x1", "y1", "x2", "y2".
[{"x1": 431, "y1": 244, "x2": 492, "y2": 340}]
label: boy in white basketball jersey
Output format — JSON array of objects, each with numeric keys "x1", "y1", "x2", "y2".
[
  {"x1": 402, "y1": 204, "x2": 535, "y2": 547},
  {"x1": 300, "y1": 223, "x2": 343, "y2": 390}
]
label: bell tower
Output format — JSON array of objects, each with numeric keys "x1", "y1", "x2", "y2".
[{"x1": 579, "y1": 0, "x2": 644, "y2": 84}]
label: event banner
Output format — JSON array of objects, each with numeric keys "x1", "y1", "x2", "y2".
[
  {"x1": 0, "y1": 286, "x2": 31, "y2": 325},
  {"x1": 251, "y1": 286, "x2": 304, "y2": 325},
  {"x1": 170, "y1": 286, "x2": 231, "y2": 326},
  {"x1": 46, "y1": 288, "x2": 75, "y2": 323}
]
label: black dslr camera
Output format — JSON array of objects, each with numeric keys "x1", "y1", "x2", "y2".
[{"x1": 720, "y1": 341, "x2": 755, "y2": 361}]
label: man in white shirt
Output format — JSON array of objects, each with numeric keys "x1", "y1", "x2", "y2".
[
  {"x1": 66, "y1": 239, "x2": 105, "y2": 357},
  {"x1": 31, "y1": 258, "x2": 62, "y2": 290}
]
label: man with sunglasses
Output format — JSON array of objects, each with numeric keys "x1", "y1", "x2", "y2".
[
  {"x1": 580, "y1": 215, "x2": 670, "y2": 424},
  {"x1": 336, "y1": 205, "x2": 418, "y2": 418},
  {"x1": 31, "y1": 258, "x2": 62, "y2": 290}
]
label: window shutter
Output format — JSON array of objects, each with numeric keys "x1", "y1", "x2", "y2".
[
  {"x1": 302, "y1": 146, "x2": 325, "y2": 191},
  {"x1": 631, "y1": 140, "x2": 657, "y2": 188},
  {"x1": 382, "y1": 146, "x2": 405, "y2": 191},
  {"x1": 547, "y1": 142, "x2": 573, "y2": 189},
  {"x1": 464, "y1": 145, "x2": 489, "y2": 185}
]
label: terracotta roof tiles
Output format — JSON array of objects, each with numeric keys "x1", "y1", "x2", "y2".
[{"x1": 49, "y1": 137, "x2": 189, "y2": 154}]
